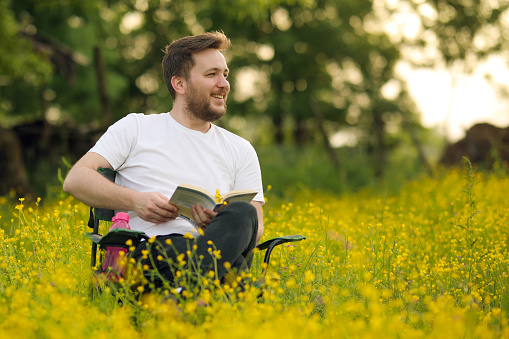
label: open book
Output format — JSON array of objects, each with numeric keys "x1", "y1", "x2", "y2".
[{"x1": 169, "y1": 183, "x2": 257, "y2": 221}]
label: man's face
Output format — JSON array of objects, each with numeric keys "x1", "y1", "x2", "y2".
[{"x1": 184, "y1": 48, "x2": 230, "y2": 122}]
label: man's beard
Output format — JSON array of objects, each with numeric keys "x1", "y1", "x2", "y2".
[{"x1": 185, "y1": 84, "x2": 227, "y2": 122}]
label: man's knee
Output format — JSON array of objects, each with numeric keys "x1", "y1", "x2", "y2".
[
  {"x1": 215, "y1": 201, "x2": 258, "y2": 233},
  {"x1": 224, "y1": 200, "x2": 256, "y2": 215},
  {"x1": 221, "y1": 201, "x2": 257, "y2": 224}
]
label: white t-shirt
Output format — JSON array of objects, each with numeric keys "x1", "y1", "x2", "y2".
[{"x1": 89, "y1": 113, "x2": 264, "y2": 237}]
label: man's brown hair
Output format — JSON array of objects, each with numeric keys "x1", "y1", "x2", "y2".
[{"x1": 162, "y1": 31, "x2": 231, "y2": 100}]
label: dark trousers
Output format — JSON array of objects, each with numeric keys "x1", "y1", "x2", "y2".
[{"x1": 132, "y1": 201, "x2": 259, "y2": 287}]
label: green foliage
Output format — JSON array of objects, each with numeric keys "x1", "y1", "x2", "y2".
[
  {"x1": 0, "y1": 0, "x2": 52, "y2": 84},
  {"x1": 0, "y1": 0, "x2": 52, "y2": 119},
  {"x1": 1, "y1": 0, "x2": 412, "y2": 130},
  {"x1": 222, "y1": 0, "x2": 407, "y2": 137},
  {"x1": 257, "y1": 141, "x2": 431, "y2": 200},
  {"x1": 1, "y1": 0, "x2": 313, "y2": 126},
  {"x1": 393, "y1": 0, "x2": 509, "y2": 69}
]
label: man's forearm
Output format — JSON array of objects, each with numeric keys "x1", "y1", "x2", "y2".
[
  {"x1": 63, "y1": 165, "x2": 135, "y2": 211},
  {"x1": 251, "y1": 201, "x2": 264, "y2": 244},
  {"x1": 256, "y1": 221, "x2": 264, "y2": 245}
]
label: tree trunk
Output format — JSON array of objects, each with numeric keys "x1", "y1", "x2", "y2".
[
  {"x1": 310, "y1": 100, "x2": 340, "y2": 171},
  {"x1": 0, "y1": 126, "x2": 32, "y2": 196},
  {"x1": 94, "y1": 46, "x2": 112, "y2": 127},
  {"x1": 403, "y1": 119, "x2": 434, "y2": 177},
  {"x1": 373, "y1": 111, "x2": 386, "y2": 179},
  {"x1": 273, "y1": 115, "x2": 284, "y2": 144},
  {"x1": 295, "y1": 117, "x2": 309, "y2": 145},
  {"x1": 40, "y1": 85, "x2": 53, "y2": 152}
]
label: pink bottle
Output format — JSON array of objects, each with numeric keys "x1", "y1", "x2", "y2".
[{"x1": 102, "y1": 212, "x2": 131, "y2": 277}]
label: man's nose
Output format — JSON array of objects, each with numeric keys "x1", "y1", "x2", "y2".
[{"x1": 217, "y1": 75, "x2": 230, "y2": 90}]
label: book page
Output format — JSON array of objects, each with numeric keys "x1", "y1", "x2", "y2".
[
  {"x1": 222, "y1": 190, "x2": 257, "y2": 203},
  {"x1": 170, "y1": 186, "x2": 216, "y2": 209},
  {"x1": 169, "y1": 185, "x2": 216, "y2": 218},
  {"x1": 177, "y1": 183, "x2": 213, "y2": 197}
]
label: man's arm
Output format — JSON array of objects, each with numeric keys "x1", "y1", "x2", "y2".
[
  {"x1": 251, "y1": 201, "x2": 264, "y2": 245},
  {"x1": 63, "y1": 152, "x2": 178, "y2": 223}
]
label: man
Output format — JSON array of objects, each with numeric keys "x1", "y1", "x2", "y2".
[{"x1": 63, "y1": 31, "x2": 264, "y2": 286}]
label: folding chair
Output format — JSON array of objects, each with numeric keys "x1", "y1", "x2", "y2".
[{"x1": 86, "y1": 168, "x2": 305, "y2": 289}]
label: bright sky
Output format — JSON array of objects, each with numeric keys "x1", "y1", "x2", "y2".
[
  {"x1": 329, "y1": 56, "x2": 509, "y2": 148},
  {"x1": 401, "y1": 57, "x2": 509, "y2": 142},
  {"x1": 375, "y1": 0, "x2": 509, "y2": 142},
  {"x1": 365, "y1": 0, "x2": 509, "y2": 141}
]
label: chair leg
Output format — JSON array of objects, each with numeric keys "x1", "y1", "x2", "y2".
[
  {"x1": 91, "y1": 243, "x2": 98, "y2": 267},
  {"x1": 261, "y1": 239, "x2": 285, "y2": 276},
  {"x1": 90, "y1": 215, "x2": 100, "y2": 268}
]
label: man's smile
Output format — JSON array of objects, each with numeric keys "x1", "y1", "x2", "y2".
[{"x1": 211, "y1": 94, "x2": 226, "y2": 101}]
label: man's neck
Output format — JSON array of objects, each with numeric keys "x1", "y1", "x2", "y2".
[{"x1": 169, "y1": 106, "x2": 211, "y2": 133}]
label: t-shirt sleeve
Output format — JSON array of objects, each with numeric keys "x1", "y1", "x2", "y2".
[
  {"x1": 89, "y1": 114, "x2": 138, "y2": 170},
  {"x1": 234, "y1": 142, "x2": 265, "y2": 204}
]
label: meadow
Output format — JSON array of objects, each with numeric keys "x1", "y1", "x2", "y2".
[{"x1": 1, "y1": 161, "x2": 509, "y2": 338}]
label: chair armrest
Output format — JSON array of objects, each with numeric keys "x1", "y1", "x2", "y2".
[
  {"x1": 256, "y1": 235, "x2": 306, "y2": 270},
  {"x1": 256, "y1": 235, "x2": 306, "y2": 251}
]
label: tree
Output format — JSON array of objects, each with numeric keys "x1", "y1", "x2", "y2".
[
  {"x1": 376, "y1": 0, "x2": 509, "y2": 136},
  {"x1": 205, "y1": 0, "x2": 419, "y2": 178},
  {"x1": 393, "y1": 0, "x2": 509, "y2": 68}
]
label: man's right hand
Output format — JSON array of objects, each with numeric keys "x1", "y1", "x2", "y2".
[{"x1": 131, "y1": 192, "x2": 179, "y2": 224}]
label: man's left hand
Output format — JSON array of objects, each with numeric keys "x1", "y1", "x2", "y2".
[{"x1": 191, "y1": 204, "x2": 217, "y2": 229}]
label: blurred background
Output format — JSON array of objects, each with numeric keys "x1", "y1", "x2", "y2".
[{"x1": 1, "y1": 0, "x2": 508, "y2": 200}]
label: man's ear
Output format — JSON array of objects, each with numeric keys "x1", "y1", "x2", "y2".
[{"x1": 171, "y1": 76, "x2": 186, "y2": 95}]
